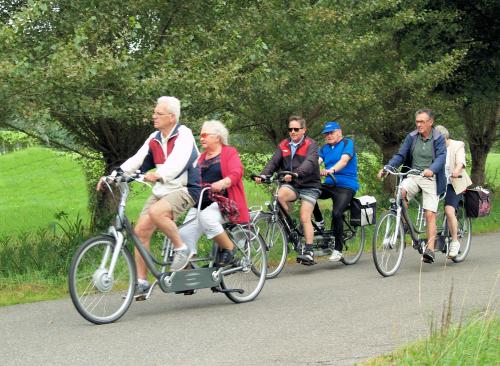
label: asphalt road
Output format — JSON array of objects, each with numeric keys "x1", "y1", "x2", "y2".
[{"x1": 1, "y1": 232, "x2": 498, "y2": 366}]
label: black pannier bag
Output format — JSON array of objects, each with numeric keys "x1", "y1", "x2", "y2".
[
  {"x1": 464, "y1": 187, "x2": 491, "y2": 218},
  {"x1": 350, "y1": 196, "x2": 377, "y2": 226}
]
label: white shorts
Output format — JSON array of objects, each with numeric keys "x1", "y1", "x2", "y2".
[
  {"x1": 400, "y1": 175, "x2": 439, "y2": 213},
  {"x1": 179, "y1": 202, "x2": 226, "y2": 254}
]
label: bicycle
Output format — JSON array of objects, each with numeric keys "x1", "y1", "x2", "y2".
[
  {"x1": 251, "y1": 171, "x2": 365, "y2": 279},
  {"x1": 68, "y1": 171, "x2": 267, "y2": 324},
  {"x1": 372, "y1": 166, "x2": 472, "y2": 277}
]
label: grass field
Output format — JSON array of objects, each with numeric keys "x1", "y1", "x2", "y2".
[
  {"x1": 0, "y1": 147, "x2": 88, "y2": 237},
  {"x1": 1, "y1": 148, "x2": 498, "y2": 237}
]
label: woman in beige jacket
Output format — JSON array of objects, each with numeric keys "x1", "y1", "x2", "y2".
[{"x1": 435, "y1": 125, "x2": 473, "y2": 258}]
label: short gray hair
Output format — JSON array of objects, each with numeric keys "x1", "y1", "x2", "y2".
[
  {"x1": 434, "y1": 124, "x2": 449, "y2": 139},
  {"x1": 202, "y1": 120, "x2": 229, "y2": 145},
  {"x1": 157, "y1": 96, "x2": 181, "y2": 122},
  {"x1": 415, "y1": 108, "x2": 435, "y2": 120}
]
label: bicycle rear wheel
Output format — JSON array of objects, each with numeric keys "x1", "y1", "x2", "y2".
[
  {"x1": 68, "y1": 235, "x2": 136, "y2": 324},
  {"x1": 341, "y1": 224, "x2": 366, "y2": 265},
  {"x1": 452, "y1": 204, "x2": 472, "y2": 263},
  {"x1": 372, "y1": 212, "x2": 405, "y2": 277},
  {"x1": 252, "y1": 213, "x2": 288, "y2": 279},
  {"x1": 222, "y1": 226, "x2": 267, "y2": 303}
]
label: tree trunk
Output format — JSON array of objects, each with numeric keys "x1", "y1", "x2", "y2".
[
  {"x1": 90, "y1": 157, "x2": 122, "y2": 231},
  {"x1": 380, "y1": 142, "x2": 401, "y2": 194},
  {"x1": 469, "y1": 144, "x2": 488, "y2": 186},
  {"x1": 461, "y1": 97, "x2": 499, "y2": 187}
]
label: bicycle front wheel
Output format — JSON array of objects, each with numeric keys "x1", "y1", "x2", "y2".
[
  {"x1": 222, "y1": 226, "x2": 267, "y2": 303},
  {"x1": 252, "y1": 213, "x2": 288, "y2": 279},
  {"x1": 372, "y1": 212, "x2": 405, "y2": 277},
  {"x1": 68, "y1": 235, "x2": 136, "y2": 324},
  {"x1": 341, "y1": 225, "x2": 366, "y2": 265},
  {"x1": 452, "y1": 204, "x2": 472, "y2": 263}
]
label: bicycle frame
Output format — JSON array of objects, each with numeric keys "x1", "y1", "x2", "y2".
[
  {"x1": 384, "y1": 167, "x2": 426, "y2": 248},
  {"x1": 257, "y1": 173, "x2": 356, "y2": 250},
  {"x1": 105, "y1": 182, "x2": 258, "y2": 291}
]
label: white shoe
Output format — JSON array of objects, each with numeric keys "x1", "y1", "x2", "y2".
[
  {"x1": 171, "y1": 246, "x2": 192, "y2": 271},
  {"x1": 448, "y1": 240, "x2": 460, "y2": 258},
  {"x1": 329, "y1": 250, "x2": 343, "y2": 262}
]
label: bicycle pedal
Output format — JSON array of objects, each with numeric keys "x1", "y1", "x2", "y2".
[
  {"x1": 175, "y1": 289, "x2": 197, "y2": 295},
  {"x1": 134, "y1": 294, "x2": 147, "y2": 301}
]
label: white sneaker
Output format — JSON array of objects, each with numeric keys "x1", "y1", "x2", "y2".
[
  {"x1": 171, "y1": 246, "x2": 192, "y2": 271},
  {"x1": 329, "y1": 250, "x2": 343, "y2": 262},
  {"x1": 448, "y1": 240, "x2": 460, "y2": 258}
]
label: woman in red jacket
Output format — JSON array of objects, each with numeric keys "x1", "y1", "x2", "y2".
[{"x1": 179, "y1": 120, "x2": 250, "y2": 266}]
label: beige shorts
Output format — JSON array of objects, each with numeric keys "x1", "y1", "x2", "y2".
[
  {"x1": 140, "y1": 190, "x2": 195, "y2": 221},
  {"x1": 400, "y1": 175, "x2": 439, "y2": 213}
]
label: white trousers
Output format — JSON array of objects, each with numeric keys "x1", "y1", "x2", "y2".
[{"x1": 179, "y1": 202, "x2": 226, "y2": 254}]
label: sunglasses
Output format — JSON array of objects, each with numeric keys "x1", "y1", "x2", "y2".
[
  {"x1": 288, "y1": 127, "x2": 303, "y2": 132},
  {"x1": 199, "y1": 132, "x2": 217, "y2": 138}
]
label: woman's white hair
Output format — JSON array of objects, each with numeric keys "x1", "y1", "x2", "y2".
[
  {"x1": 202, "y1": 120, "x2": 229, "y2": 145},
  {"x1": 434, "y1": 124, "x2": 449, "y2": 139},
  {"x1": 157, "y1": 96, "x2": 181, "y2": 122}
]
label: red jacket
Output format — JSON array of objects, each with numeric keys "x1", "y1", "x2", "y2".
[{"x1": 199, "y1": 145, "x2": 250, "y2": 223}]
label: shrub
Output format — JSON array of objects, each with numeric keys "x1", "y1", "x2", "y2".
[{"x1": 0, "y1": 130, "x2": 38, "y2": 154}]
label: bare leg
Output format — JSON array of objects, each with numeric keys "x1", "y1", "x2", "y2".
[
  {"x1": 445, "y1": 205, "x2": 458, "y2": 241},
  {"x1": 425, "y1": 209, "x2": 437, "y2": 250},
  {"x1": 300, "y1": 200, "x2": 315, "y2": 244},
  {"x1": 148, "y1": 199, "x2": 184, "y2": 248},
  {"x1": 277, "y1": 186, "x2": 297, "y2": 214},
  {"x1": 213, "y1": 231, "x2": 234, "y2": 250},
  {"x1": 134, "y1": 214, "x2": 156, "y2": 281}
]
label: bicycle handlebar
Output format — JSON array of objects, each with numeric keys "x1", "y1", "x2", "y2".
[
  {"x1": 251, "y1": 171, "x2": 298, "y2": 184},
  {"x1": 382, "y1": 165, "x2": 423, "y2": 177}
]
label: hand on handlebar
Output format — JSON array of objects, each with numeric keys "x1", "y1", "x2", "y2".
[
  {"x1": 211, "y1": 180, "x2": 225, "y2": 192},
  {"x1": 422, "y1": 168, "x2": 434, "y2": 178},
  {"x1": 320, "y1": 169, "x2": 333, "y2": 177},
  {"x1": 283, "y1": 174, "x2": 293, "y2": 183},
  {"x1": 377, "y1": 168, "x2": 387, "y2": 180},
  {"x1": 144, "y1": 172, "x2": 162, "y2": 183}
]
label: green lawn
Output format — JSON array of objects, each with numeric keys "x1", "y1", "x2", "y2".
[
  {"x1": 0, "y1": 147, "x2": 89, "y2": 237},
  {"x1": 485, "y1": 152, "x2": 499, "y2": 187}
]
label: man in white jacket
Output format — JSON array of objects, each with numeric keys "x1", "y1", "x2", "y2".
[{"x1": 101, "y1": 96, "x2": 201, "y2": 295}]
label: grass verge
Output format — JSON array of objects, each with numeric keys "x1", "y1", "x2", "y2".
[{"x1": 362, "y1": 313, "x2": 500, "y2": 366}]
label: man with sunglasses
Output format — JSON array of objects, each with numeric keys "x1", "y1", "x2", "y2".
[
  {"x1": 98, "y1": 96, "x2": 201, "y2": 297},
  {"x1": 312, "y1": 121, "x2": 359, "y2": 262},
  {"x1": 255, "y1": 115, "x2": 321, "y2": 265}
]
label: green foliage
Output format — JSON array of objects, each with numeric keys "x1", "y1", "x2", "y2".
[
  {"x1": 0, "y1": 130, "x2": 37, "y2": 153},
  {"x1": 357, "y1": 151, "x2": 382, "y2": 196},
  {"x1": 0, "y1": 212, "x2": 86, "y2": 277},
  {"x1": 239, "y1": 152, "x2": 273, "y2": 179}
]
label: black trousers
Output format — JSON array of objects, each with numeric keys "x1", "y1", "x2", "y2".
[{"x1": 313, "y1": 185, "x2": 355, "y2": 251}]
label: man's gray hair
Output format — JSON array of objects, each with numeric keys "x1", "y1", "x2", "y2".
[
  {"x1": 415, "y1": 108, "x2": 435, "y2": 120},
  {"x1": 202, "y1": 120, "x2": 229, "y2": 145},
  {"x1": 157, "y1": 96, "x2": 181, "y2": 122},
  {"x1": 434, "y1": 125, "x2": 449, "y2": 139}
]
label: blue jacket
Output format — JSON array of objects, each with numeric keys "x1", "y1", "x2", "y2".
[{"x1": 387, "y1": 129, "x2": 447, "y2": 195}]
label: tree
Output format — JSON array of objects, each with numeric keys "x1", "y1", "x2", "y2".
[
  {"x1": 429, "y1": 0, "x2": 500, "y2": 185},
  {"x1": 0, "y1": 0, "x2": 273, "y2": 225}
]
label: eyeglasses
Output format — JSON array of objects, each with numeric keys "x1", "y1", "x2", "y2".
[
  {"x1": 199, "y1": 132, "x2": 217, "y2": 138},
  {"x1": 153, "y1": 112, "x2": 172, "y2": 117},
  {"x1": 288, "y1": 127, "x2": 303, "y2": 132},
  {"x1": 323, "y1": 130, "x2": 337, "y2": 135}
]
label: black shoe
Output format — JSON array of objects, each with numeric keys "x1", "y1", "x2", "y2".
[
  {"x1": 422, "y1": 248, "x2": 435, "y2": 263},
  {"x1": 217, "y1": 249, "x2": 234, "y2": 267},
  {"x1": 296, "y1": 250, "x2": 316, "y2": 266}
]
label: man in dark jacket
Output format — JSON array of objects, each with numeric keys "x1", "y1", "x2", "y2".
[
  {"x1": 377, "y1": 108, "x2": 446, "y2": 263},
  {"x1": 255, "y1": 115, "x2": 321, "y2": 265}
]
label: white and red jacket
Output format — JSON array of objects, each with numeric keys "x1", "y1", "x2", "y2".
[{"x1": 120, "y1": 124, "x2": 201, "y2": 202}]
